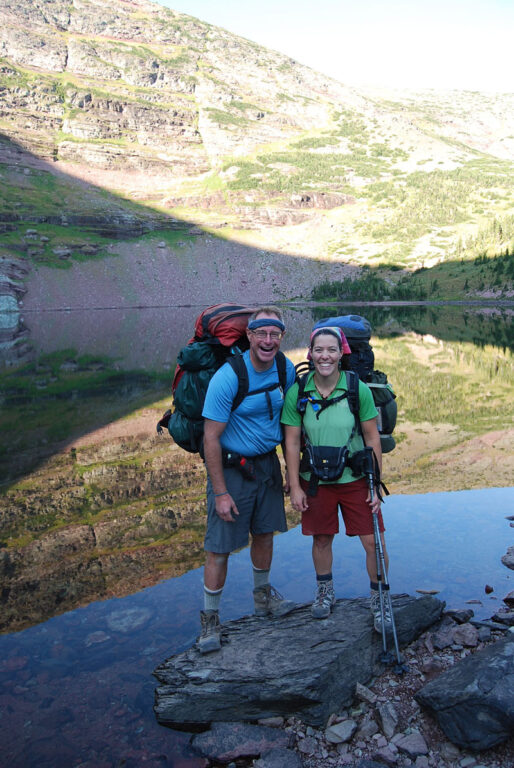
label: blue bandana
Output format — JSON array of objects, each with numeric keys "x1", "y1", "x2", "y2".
[{"x1": 247, "y1": 318, "x2": 285, "y2": 332}]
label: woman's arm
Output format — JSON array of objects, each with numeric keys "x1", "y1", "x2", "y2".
[
  {"x1": 361, "y1": 417, "x2": 382, "y2": 472},
  {"x1": 360, "y1": 417, "x2": 382, "y2": 511}
]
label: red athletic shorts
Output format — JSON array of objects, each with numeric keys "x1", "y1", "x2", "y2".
[{"x1": 300, "y1": 477, "x2": 385, "y2": 537}]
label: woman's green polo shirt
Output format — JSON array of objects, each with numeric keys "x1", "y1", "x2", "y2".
[{"x1": 281, "y1": 370, "x2": 378, "y2": 484}]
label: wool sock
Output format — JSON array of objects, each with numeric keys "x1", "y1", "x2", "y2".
[
  {"x1": 204, "y1": 585, "x2": 223, "y2": 612},
  {"x1": 253, "y1": 566, "x2": 270, "y2": 589},
  {"x1": 317, "y1": 572, "x2": 333, "y2": 583}
]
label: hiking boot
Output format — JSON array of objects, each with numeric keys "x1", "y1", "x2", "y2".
[
  {"x1": 198, "y1": 609, "x2": 221, "y2": 653},
  {"x1": 311, "y1": 581, "x2": 336, "y2": 619},
  {"x1": 253, "y1": 584, "x2": 296, "y2": 618},
  {"x1": 370, "y1": 589, "x2": 393, "y2": 634}
]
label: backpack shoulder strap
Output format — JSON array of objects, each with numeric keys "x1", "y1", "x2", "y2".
[
  {"x1": 345, "y1": 369, "x2": 362, "y2": 434},
  {"x1": 228, "y1": 351, "x2": 288, "y2": 418},
  {"x1": 295, "y1": 360, "x2": 313, "y2": 412},
  {"x1": 345, "y1": 370, "x2": 360, "y2": 416},
  {"x1": 275, "y1": 350, "x2": 288, "y2": 391},
  {"x1": 227, "y1": 353, "x2": 249, "y2": 412}
]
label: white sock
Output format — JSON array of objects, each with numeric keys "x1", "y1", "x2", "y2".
[
  {"x1": 204, "y1": 585, "x2": 222, "y2": 611},
  {"x1": 253, "y1": 567, "x2": 270, "y2": 589}
]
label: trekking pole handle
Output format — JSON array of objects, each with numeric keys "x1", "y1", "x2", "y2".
[{"x1": 364, "y1": 446, "x2": 375, "y2": 500}]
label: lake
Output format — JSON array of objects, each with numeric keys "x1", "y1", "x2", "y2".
[
  {"x1": 1, "y1": 487, "x2": 513, "y2": 768},
  {"x1": 0, "y1": 302, "x2": 513, "y2": 767}
]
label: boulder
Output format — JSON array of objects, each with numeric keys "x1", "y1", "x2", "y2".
[
  {"x1": 502, "y1": 546, "x2": 514, "y2": 570},
  {"x1": 154, "y1": 594, "x2": 443, "y2": 730},
  {"x1": 376, "y1": 700, "x2": 399, "y2": 739},
  {"x1": 325, "y1": 718, "x2": 358, "y2": 743},
  {"x1": 444, "y1": 608, "x2": 474, "y2": 624},
  {"x1": 394, "y1": 731, "x2": 428, "y2": 757},
  {"x1": 254, "y1": 747, "x2": 304, "y2": 767},
  {"x1": 190, "y1": 721, "x2": 292, "y2": 763},
  {"x1": 415, "y1": 635, "x2": 514, "y2": 750},
  {"x1": 453, "y1": 622, "x2": 479, "y2": 647},
  {"x1": 491, "y1": 610, "x2": 514, "y2": 626}
]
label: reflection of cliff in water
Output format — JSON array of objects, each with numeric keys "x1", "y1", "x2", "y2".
[
  {"x1": 23, "y1": 304, "x2": 514, "y2": 373},
  {"x1": 0, "y1": 434, "x2": 209, "y2": 633},
  {"x1": 0, "y1": 416, "x2": 297, "y2": 633},
  {"x1": 0, "y1": 314, "x2": 32, "y2": 369},
  {"x1": 20, "y1": 305, "x2": 319, "y2": 371},
  {"x1": 1, "y1": 305, "x2": 512, "y2": 634}
]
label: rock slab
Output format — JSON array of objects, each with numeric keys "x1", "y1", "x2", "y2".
[
  {"x1": 415, "y1": 635, "x2": 514, "y2": 750},
  {"x1": 502, "y1": 545, "x2": 514, "y2": 570},
  {"x1": 154, "y1": 594, "x2": 443, "y2": 729},
  {"x1": 254, "y1": 747, "x2": 304, "y2": 767},
  {"x1": 191, "y1": 722, "x2": 292, "y2": 762}
]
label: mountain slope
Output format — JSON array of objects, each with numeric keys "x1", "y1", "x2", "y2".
[{"x1": 0, "y1": 0, "x2": 513, "y2": 297}]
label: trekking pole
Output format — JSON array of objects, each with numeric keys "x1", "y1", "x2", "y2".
[{"x1": 364, "y1": 447, "x2": 406, "y2": 674}]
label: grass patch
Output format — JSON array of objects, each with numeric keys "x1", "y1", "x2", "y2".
[
  {"x1": 360, "y1": 160, "x2": 514, "y2": 247},
  {"x1": 205, "y1": 108, "x2": 250, "y2": 128}
]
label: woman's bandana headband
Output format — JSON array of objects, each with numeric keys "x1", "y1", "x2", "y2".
[
  {"x1": 309, "y1": 326, "x2": 351, "y2": 355},
  {"x1": 247, "y1": 318, "x2": 286, "y2": 332}
]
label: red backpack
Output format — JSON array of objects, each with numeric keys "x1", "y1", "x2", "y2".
[
  {"x1": 171, "y1": 303, "x2": 257, "y2": 394},
  {"x1": 193, "y1": 303, "x2": 256, "y2": 346},
  {"x1": 157, "y1": 303, "x2": 257, "y2": 453}
]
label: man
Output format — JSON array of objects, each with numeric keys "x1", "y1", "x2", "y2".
[{"x1": 199, "y1": 306, "x2": 297, "y2": 653}]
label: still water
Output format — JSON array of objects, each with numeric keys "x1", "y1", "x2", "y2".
[
  {"x1": 1, "y1": 487, "x2": 513, "y2": 768},
  {"x1": 0, "y1": 302, "x2": 513, "y2": 767}
]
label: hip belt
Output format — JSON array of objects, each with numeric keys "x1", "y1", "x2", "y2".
[{"x1": 222, "y1": 448, "x2": 277, "y2": 483}]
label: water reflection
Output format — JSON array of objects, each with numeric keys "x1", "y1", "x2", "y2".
[
  {"x1": 0, "y1": 304, "x2": 512, "y2": 636},
  {"x1": 5, "y1": 303, "x2": 513, "y2": 373},
  {"x1": 1, "y1": 487, "x2": 512, "y2": 768}
]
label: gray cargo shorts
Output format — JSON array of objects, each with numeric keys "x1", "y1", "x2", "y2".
[{"x1": 204, "y1": 450, "x2": 287, "y2": 554}]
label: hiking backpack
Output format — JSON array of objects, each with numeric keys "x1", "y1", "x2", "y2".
[
  {"x1": 156, "y1": 303, "x2": 288, "y2": 456},
  {"x1": 309, "y1": 314, "x2": 397, "y2": 453}
]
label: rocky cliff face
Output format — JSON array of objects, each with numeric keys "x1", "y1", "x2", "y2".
[
  {"x1": 1, "y1": 0, "x2": 513, "y2": 308},
  {"x1": 0, "y1": 0, "x2": 358, "y2": 185}
]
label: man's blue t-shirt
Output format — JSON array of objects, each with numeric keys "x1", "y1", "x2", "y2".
[{"x1": 202, "y1": 350, "x2": 296, "y2": 456}]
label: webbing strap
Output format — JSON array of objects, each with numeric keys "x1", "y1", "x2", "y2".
[
  {"x1": 298, "y1": 390, "x2": 349, "y2": 420},
  {"x1": 228, "y1": 351, "x2": 287, "y2": 417}
]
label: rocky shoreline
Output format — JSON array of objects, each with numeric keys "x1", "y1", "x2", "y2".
[
  {"x1": 284, "y1": 621, "x2": 514, "y2": 768},
  {"x1": 179, "y1": 609, "x2": 514, "y2": 768}
]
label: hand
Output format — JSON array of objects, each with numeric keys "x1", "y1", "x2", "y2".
[
  {"x1": 290, "y1": 486, "x2": 309, "y2": 513},
  {"x1": 283, "y1": 467, "x2": 290, "y2": 494},
  {"x1": 215, "y1": 493, "x2": 239, "y2": 522},
  {"x1": 366, "y1": 488, "x2": 381, "y2": 514}
]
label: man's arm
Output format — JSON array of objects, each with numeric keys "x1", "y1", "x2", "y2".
[{"x1": 203, "y1": 418, "x2": 239, "y2": 522}]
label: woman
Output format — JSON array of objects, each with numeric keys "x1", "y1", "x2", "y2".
[{"x1": 281, "y1": 326, "x2": 391, "y2": 631}]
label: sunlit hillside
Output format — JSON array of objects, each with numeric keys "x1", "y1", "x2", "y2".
[{"x1": 0, "y1": 0, "x2": 513, "y2": 301}]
